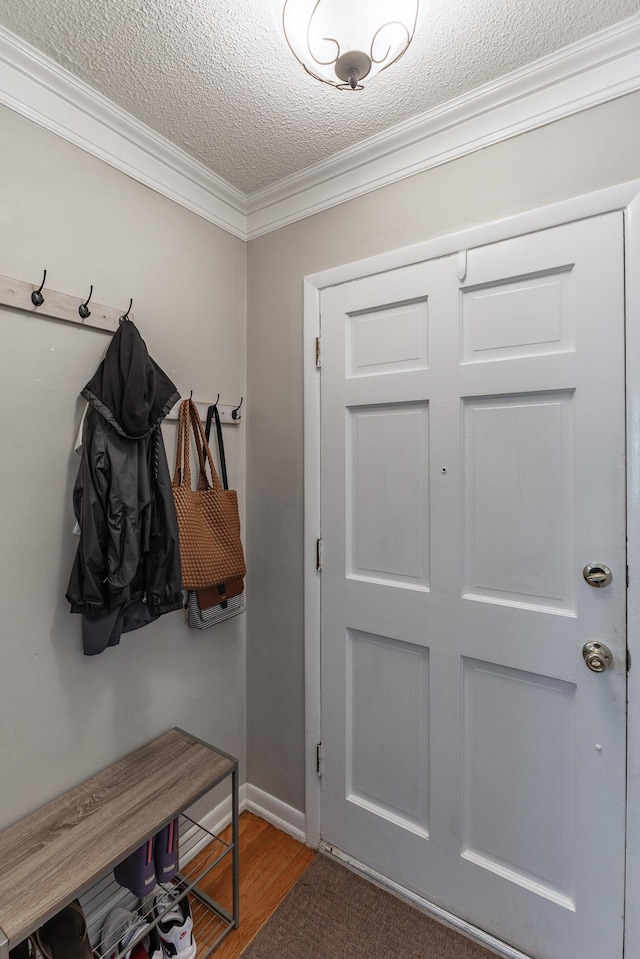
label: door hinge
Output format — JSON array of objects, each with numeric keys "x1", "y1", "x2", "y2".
[
  {"x1": 316, "y1": 743, "x2": 323, "y2": 776},
  {"x1": 628, "y1": 649, "x2": 632, "y2": 672},
  {"x1": 316, "y1": 537, "x2": 322, "y2": 571},
  {"x1": 315, "y1": 336, "x2": 321, "y2": 368}
]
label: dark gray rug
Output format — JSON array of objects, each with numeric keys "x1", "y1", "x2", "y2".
[{"x1": 242, "y1": 854, "x2": 497, "y2": 959}]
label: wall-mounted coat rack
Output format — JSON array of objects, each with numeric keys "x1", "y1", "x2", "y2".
[
  {"x1": 166, "y1": 398, "x2": 242, "y2": 425},
  {"x1": 1, "y1": 270, "x2": 243, "y2": 424},
  {"x1": 0, "y1": 271, "x2": 131, "y2": 333}
]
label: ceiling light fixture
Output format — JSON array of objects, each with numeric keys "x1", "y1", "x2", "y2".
[{"x1": 277, "y1": 0, "x2": 426, "y2": 91}]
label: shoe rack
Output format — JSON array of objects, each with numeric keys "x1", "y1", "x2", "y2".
[
  {"x1": 84, "y1": 813, "x2": 237, "y2": 959},
  {"x1": 0, "y1": 729, "x2": 239, "y2": 959}
]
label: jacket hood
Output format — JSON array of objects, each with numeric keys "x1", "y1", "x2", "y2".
[{"x1": 81, "y1": 320, "x2": 180, "y2": 438}]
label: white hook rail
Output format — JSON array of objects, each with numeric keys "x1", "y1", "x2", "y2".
[
  {"x1": 0, "y1": 272, "x2": 243, "y2": 424},
  {"x1": 166, "y1": 399, "x2": 242, "y2": 425},
  {"x1": 0, "y1": 272, "x2": 129, "y2": 333}
]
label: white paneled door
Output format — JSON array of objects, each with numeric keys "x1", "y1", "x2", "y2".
[{"x1": 319, "y1": 213, "x2": 626, "y2": 959}]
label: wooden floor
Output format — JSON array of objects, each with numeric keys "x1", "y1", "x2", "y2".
[{"x1": 193, "y1": 812, "x2": 316, "y2": 959}]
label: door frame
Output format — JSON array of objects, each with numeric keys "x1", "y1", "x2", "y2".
[{"x1": 303, "y1": 178, "x2": 640, "y2": 959}]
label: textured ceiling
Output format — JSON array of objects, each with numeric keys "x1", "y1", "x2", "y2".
[{"x1": 0, "y1": 0, "x2": 638, "y2": 195}]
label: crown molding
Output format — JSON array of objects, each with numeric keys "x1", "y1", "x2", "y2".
[
  {"x1": 0, "y1": 16, "x2": 639, "y2": 242},
  {"x1": 246, "y1": 13, "x2": 640, "y2": 239},
  {"x1": 0, "y1": 25, "x2": 247, "y2": 240}
]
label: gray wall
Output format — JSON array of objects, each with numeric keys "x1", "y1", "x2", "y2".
[
  {"x1": 0, "y1": 105, "x2": 247, "y2": 828},
  {"x1": 245, "y1": 90, "x2": 640, "y2": 813},
  {"x1": 3, "y1": 86, "x2": 640, "y2": 830}
]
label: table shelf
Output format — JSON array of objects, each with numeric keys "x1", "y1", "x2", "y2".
[
  {"x1": 85, "y1": 815, "x2": 236, "y2": 959},
  {"x1": 0, "y1": 730, "x2": 239, "y2": 959}
]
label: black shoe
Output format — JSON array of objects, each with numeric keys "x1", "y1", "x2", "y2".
[{"x1": 33, "y1": 900, "x2": 92, "y2": 959}]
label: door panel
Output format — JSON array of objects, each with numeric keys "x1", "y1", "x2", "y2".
[
  {"x1": 347, "y1": 629, "x2": 430, "y2": 835},
  {"x1": 348, "y1": 300, "x2": 429, "y2": 375},
  {"x1": 460, "y1": 267, "x2": 574, "y2": 361},
  {"x1": 320, "y1": 213, "x2": 626, "y2": 959},
  {"x1": 348, "y1": 403, "x2": 430, "y2": 586},
  {"x1": 462, "y1": 392, "x2": 574, "y2": 610},
  {"x1": 461, "y1": 659, "x2": 576, "y2": 908}
]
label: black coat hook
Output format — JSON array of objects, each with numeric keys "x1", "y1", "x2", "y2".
[
  {"x1": 119, "y1": 298, "x2": 133, "y2": 324},
  {"x1": 79, "y1": 285, "x2": 93, "y2": 320},
  {"x1": 31, "y1": 269, "x2": 46, "y2": 307},
  {"x1": 231, "y1": 397, "x2": 243, "y2": 420},
  {"x1": 214, "y1": 393, "x2": 220, "y2": 408}
]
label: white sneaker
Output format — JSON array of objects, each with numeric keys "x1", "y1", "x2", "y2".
[
  {"x1": 152, "y1": 885, "x2": 197, "y2": 959},
  {"x1": 101, "y1": 907, "x2": 163, "y2": 959}
]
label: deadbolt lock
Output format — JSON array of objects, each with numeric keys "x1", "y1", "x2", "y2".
[
  {"x1": 583, "y1": 563, "x2": 613, "y2": 588},
  {"x1": 582, "y1": 641, "x2": 613, "y2": 673}
]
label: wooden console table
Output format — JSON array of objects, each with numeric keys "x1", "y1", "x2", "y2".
[{"x1": 0, "y1": 728, "x2": 239, "y2": 959}]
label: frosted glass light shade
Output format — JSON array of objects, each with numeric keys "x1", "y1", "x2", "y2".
[{"x1": 277, "y1": 0, "x2": 426, "y2": 90}]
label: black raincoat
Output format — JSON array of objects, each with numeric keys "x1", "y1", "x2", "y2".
[{"x1": 66, "y1": 321, "x2": 183, "y2": 650}]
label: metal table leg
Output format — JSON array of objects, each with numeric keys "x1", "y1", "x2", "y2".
[{"x1": 232, "y1": 763, "x2": 239, "y2": 929}]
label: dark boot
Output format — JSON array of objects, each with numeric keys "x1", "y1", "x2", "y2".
[{"x1": 33, "y1": 900, "x2": 92, "y2": 959}]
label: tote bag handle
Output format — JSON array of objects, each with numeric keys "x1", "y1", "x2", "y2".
[
  {"x1": 174, "y1": 398, "x2": 222, "y2": 493},
  {"x1": 205, "y1": 403, "x2": 229, "y2": 491}
]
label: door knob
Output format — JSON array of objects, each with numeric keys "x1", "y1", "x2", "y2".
[
  {"x1": 582, "y1": 641, "x2": 613, "y2": 673},
  {"x1": 583, "y1": 563, "x2": 612, "y2": 588}
]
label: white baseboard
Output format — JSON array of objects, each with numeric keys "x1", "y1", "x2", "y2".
[
  {"x1": 243, "y1": 784, "x2": 306, "y2": 843},
  {"x1": 193, "y1": 782, "x2": 307, "y2": 846},
  {"x1": 194, "y1": 784, "x2": 247, "y2": 838}
]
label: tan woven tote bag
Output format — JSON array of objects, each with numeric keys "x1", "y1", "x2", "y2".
[{"x1": 172, "y1": 398, "x2": 246, "y2": 590}]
